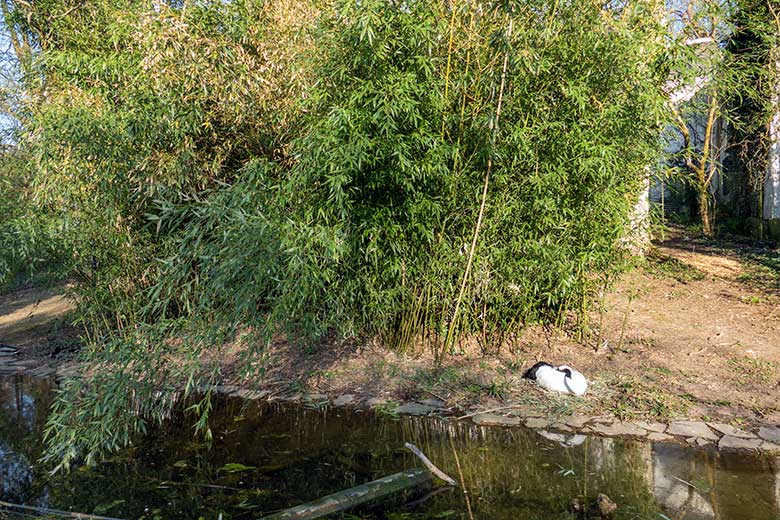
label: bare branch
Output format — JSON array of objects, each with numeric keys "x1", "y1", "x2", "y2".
[{"x1": 404, "y1": 443, "x2": 457, "y2": 486}]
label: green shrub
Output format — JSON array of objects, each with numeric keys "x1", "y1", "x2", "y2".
[
  {"x1": 11, "y1": 0, "x2": 677, "y2": 468},
  {"x1": 0, "y1": 149, "x2": 69, "y2": 290}
]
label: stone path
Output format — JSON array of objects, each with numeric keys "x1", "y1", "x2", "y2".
[{"x1": 5, "y1": 361, "x2": 778, "y2": 455}]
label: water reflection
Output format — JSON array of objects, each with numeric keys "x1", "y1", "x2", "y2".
[{"x1": 0, "y1": 376, "x2": 777, "y2": 520}]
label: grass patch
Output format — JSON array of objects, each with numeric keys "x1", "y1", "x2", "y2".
[
  {"x1": 372, "y1": 401, "x2": 401, "y2": 420},
  {"x1": 644, "y1": 250, "x2": 706, "y2": 283},
  {"x1": 737, "y1": 251, "x2": 780, "y2": 293},
  {"x1": 726, "y1": 356, "x2": 780, "y2": 386},
  {"x1": 600, "y1": 374, "x2": 692, "y2": 421}
]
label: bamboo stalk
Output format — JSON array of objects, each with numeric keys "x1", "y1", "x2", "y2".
[
  {"x1": 260, "y1": 469, "x2": 430, "y2": 520},
  {"x1": 446, "y1": 12, "x2": 515, "y2": 354},
  {"x1": 0, "y1": 500, "x2": 124, "y2": 520}
]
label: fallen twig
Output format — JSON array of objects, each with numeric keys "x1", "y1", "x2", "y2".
[
  {"x1": 673, "y1": 475, "x2": 698, "y2": 490},
  {"x1": 404, "y1": 442, "x2": 457, "y2": 486}
]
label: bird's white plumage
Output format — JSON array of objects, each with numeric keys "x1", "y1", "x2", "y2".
[{"x1": 532, "y1": 364, "x2": 588, "y2": 395}]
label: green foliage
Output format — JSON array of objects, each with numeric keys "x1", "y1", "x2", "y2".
[
  {"x1": 11, "y1": 0, "x2": 314, "y2": 320},
  {"x1": 0, "y1": 148, "x2": 69, "y2": 290},
  {"x1": 4, "y1": 0, "x2": 689, "y2": 469},
  {"x1": 150, "y1": 0, "x2": 672, "y2": 346}
]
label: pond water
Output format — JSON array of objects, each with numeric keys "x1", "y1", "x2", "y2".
[{"x1": 1, "y1": 375, "x2": 779, "y2": 520}]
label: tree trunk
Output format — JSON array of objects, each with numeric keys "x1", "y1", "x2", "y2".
[{"x1": 698, "y1": 186, "x2": 712, "y2": 237}]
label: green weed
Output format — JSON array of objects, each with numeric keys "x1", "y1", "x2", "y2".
[
  {"x1": 726, "y1": 357, "x2": 780, "y2": 386},
  {"x1": 644, "y1": 250, "x2": 706, "y2": 283}
]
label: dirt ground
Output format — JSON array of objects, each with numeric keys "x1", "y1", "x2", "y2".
[
  {"x1": 0, "y1": 284, "x2": 80, "y2": 360},
  {"x1": 243, "y1": 230, "x2": 780, "y2": 426},
  {"x1": 1, "y1": 230, "x2": 779, "y2": 426}
]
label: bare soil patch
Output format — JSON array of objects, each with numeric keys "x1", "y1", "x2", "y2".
[
  {"x1": 0, "y1": 285, "x2": 80, "y2": 361},
  {"x1": 220, "y1": 232, "x2": 780, "y2": 427}
]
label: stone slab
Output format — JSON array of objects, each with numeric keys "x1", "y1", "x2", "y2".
[
  {"x1": 667, "y1": 421, "x2": 718, "y2": 441},
  {"x1": 588, "y1": 422, "x2": 647, "y2": 437},
  {"x1": 395, "y1": 402, "x2": 436, "y2": 416},
  {"x1": 647, "y1": 432, "x2": 675, "y2": 442},
  {"x1": 707, "y1": 422, "x2": 755, "y2": 439},
  {"x1": 550, "y1": 423, "x2": 574, "y2": 433},
  {"x1": 472, "y1": 413, "x2": 522, "y2": 427},
  {"x1": 333, "y1": 394, "x2": 356, "y2": 407},
  {"x1": 758, "y1": 426, "x2": 780, "y2": 444},
  {"x1": 633, "y1": 421, "x2": 667, "y2": 433},
  {"x1": 562, "y1": 415, "x2": 591, "y2": 428},
  {"x1": 524, "y1": 418, "x2": 550, "y2": 429},
  {"x1": 417, "y1": 398, "x2": 446, "y2": 409},
  {"x1": 718, "y1": 435, "x2": 762, "y2": 450}
]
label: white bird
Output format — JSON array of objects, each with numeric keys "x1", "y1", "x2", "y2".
[{"x1": 522, "y1": 361, "x2": 588, "y2": 396}]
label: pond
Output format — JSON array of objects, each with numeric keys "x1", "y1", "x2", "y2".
[{"x1": 1, "y1": 375, "x2": 778, "y2": 519}]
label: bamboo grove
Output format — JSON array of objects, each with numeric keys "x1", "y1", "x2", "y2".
[{"x1": 0, "y1": 0, "x2": 776, "y2": 468}]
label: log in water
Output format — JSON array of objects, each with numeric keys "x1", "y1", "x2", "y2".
[{"x1": 261, "y1": 469, "x2": 431, "y2": 520}]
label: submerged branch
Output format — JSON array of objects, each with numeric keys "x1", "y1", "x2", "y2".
[
  {"x1": 260, "y1": 469, "x2": 430, "y2": 520},
  {"x1": 0, "y1": 500, "x2": 125, "y2": 520}
]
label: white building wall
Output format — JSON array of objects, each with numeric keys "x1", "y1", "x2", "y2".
[
  {"x1": 764, "y1": 77, "x2": 780, "y2": 220},
  {"x1": 764, "y1": 65, "x2": 780, "y2": 220}
]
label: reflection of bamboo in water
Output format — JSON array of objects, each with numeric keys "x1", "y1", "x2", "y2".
[
  {"x1": 399, "y1": 417, "x2": 663, "y2": 517},
  {"x1": 582, "y1": 437, "x2": 589, "y2": 499},
  {"x1": 447, "y1": 435, "x2": 474, "y2": 520},
  {"x1": 774, "y1": 457, "x2": 780, "y2": 516},
  {"x1": 705, "y1": 456, "x2": 721, "y2": 520}
]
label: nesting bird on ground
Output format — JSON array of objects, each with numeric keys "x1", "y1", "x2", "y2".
[{"x1": 522, "y1": 361, "x2": 588, "y2": 396}]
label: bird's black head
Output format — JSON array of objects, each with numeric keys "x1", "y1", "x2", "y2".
[{"x1": 557, "y1": 367, "x2": 572, "y2": 378}]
